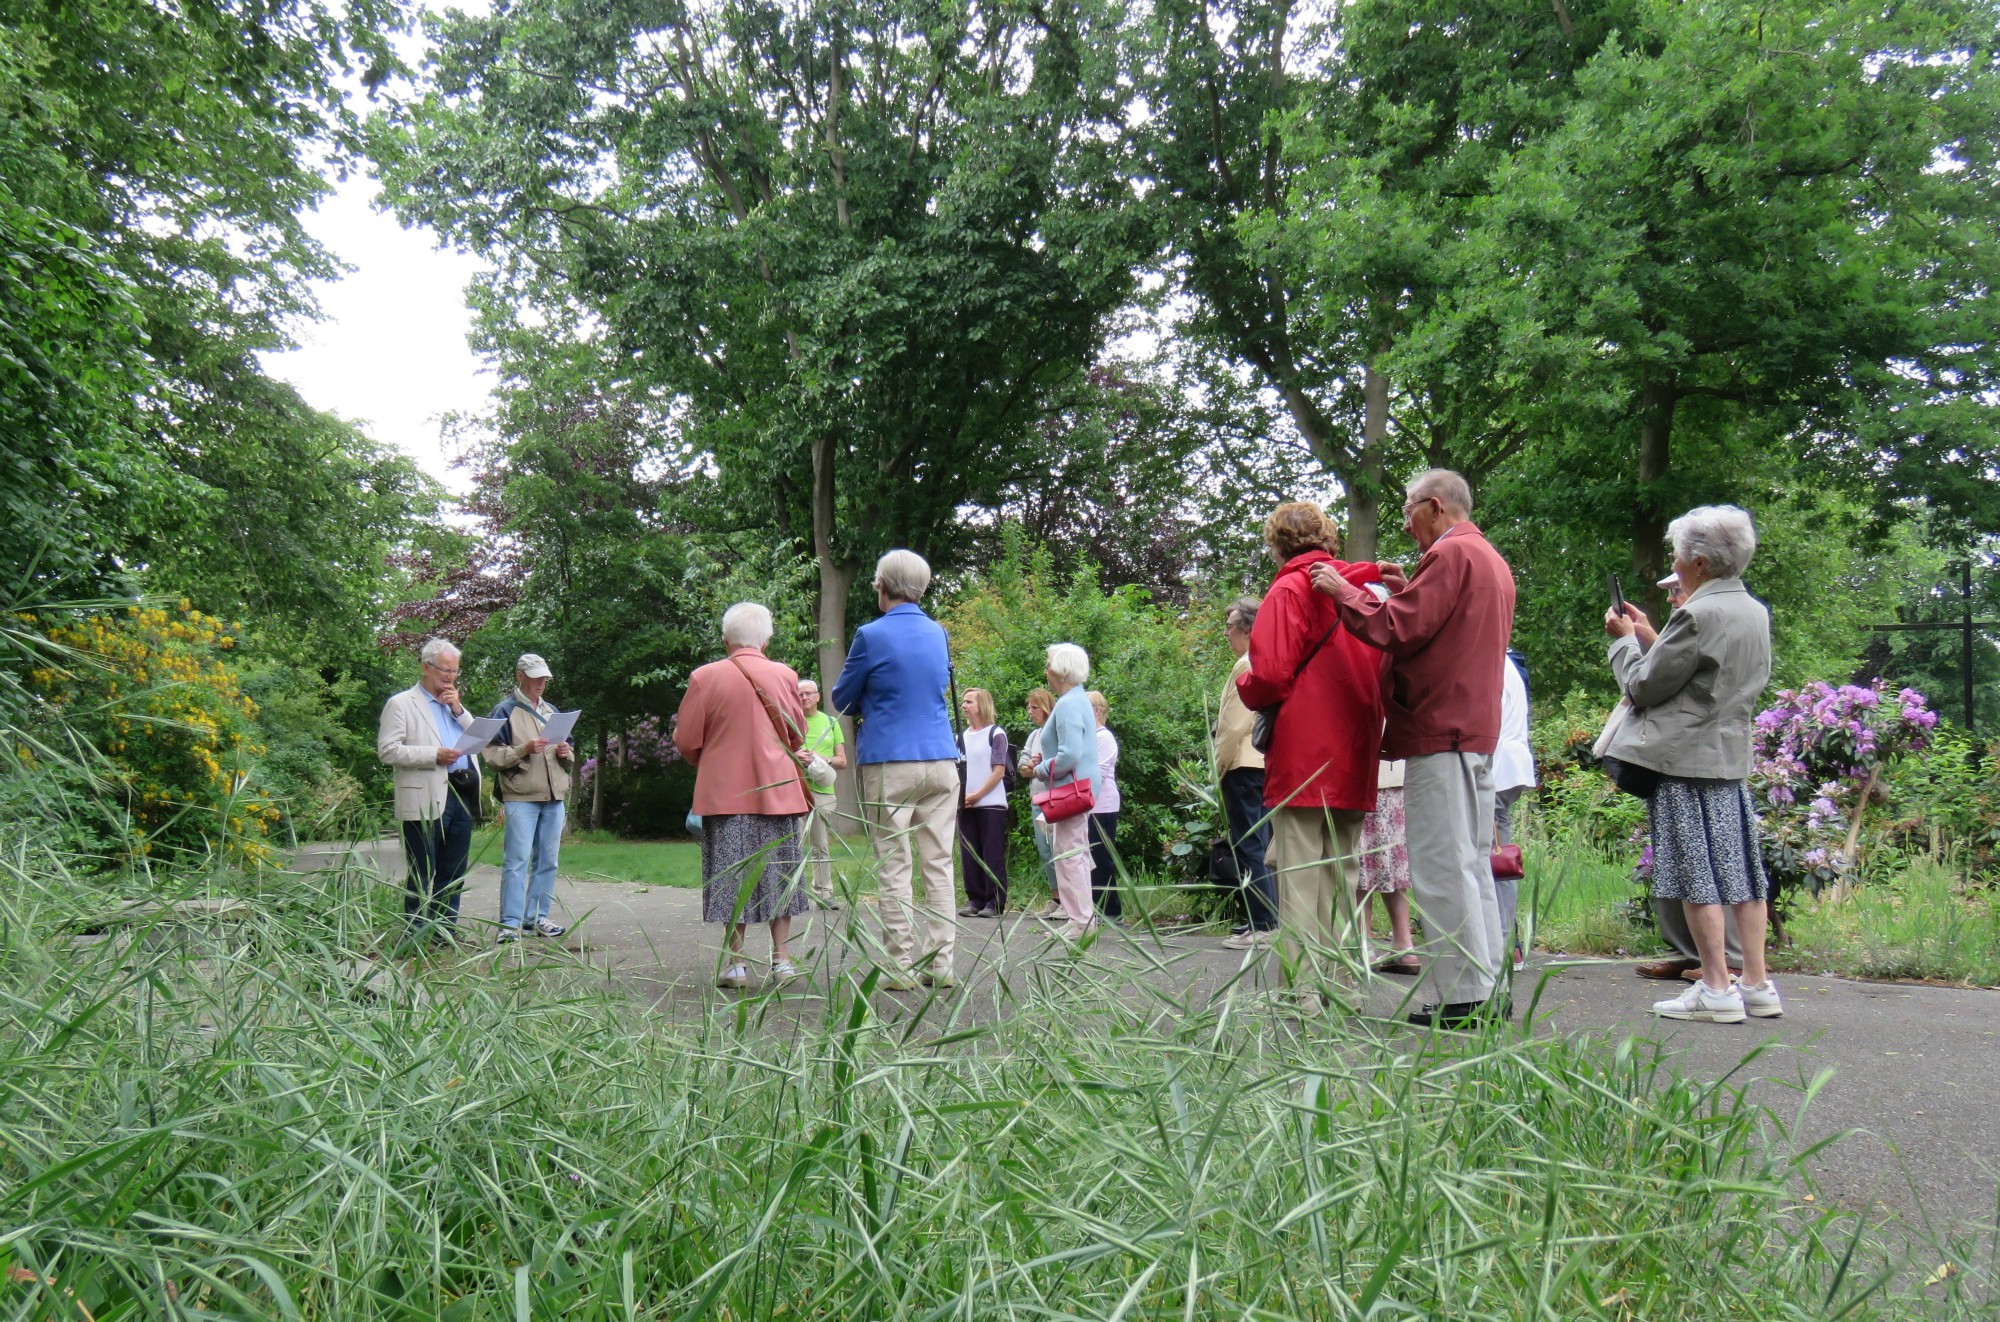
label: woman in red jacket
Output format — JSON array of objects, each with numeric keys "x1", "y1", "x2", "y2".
[{"x1": 1235, "y1": 502, "x2": 1386, "y2": 1006}]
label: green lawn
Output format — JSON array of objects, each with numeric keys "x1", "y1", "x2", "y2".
[{"x1": 469, "y1": 825, "x2": 878, "y2": 890}]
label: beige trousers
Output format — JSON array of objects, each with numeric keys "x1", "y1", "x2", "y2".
[
  {"x1": 805, "y1": 798, "x2": 835, "y2": 901},
  {"x1": 1271, "y1": 806, "x2": 1366, "y2": 989},
  {"x1": 861, "y1": 760, "x2": 959, "y2": 973}
]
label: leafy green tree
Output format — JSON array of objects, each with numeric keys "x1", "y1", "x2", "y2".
[
  {"x1": 375, "y1": 0, "x2": 1146, "y2": 686},
  {"x1": 1452, "y1": 0, "x2": 2000, "y2": 589},
  {"x1": 1135, "y1": 0, "x2": 1619, "y2": 556},
  {"x1": 1, "y1": 0, "x2": 400, "y2": 588}
]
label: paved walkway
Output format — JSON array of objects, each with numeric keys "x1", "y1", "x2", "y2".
[{"x1": 300, "y1": 839, "x2": 2000, "y2": 1238}]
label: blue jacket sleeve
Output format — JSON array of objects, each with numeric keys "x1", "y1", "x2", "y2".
[{"x1": 830, "y1": 626, "x2": 869, "y2": 716}]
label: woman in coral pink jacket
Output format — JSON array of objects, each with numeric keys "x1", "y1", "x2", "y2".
[{"x1": 1235, "y1": 503, "x2": 1386, "y2": 1003}]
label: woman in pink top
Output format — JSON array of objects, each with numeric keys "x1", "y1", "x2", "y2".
[{"x1": 673, "y1": 602, "x2": 813, "y2": 990}]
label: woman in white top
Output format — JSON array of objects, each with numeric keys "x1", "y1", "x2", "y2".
[
  {"x1": 956, "y1": 687, "x2": 1011, "y2": 917},
  {"x1": 1087, "y1": 690, "x2": 1122, "y2": 921},
  {"x1": 1492, "y1": 653, "x2": 1537, "y2": 966}
]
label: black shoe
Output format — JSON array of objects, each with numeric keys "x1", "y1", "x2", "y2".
[{"x1": 1408, "y1": 999, "x2": 1499, "y2": 1029}]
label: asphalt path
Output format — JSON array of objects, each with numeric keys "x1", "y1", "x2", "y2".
[{"x1": 297, "y1": 838, "x2": 2000, "y2": 1241}]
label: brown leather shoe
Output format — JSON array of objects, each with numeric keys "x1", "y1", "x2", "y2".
[
  {"x1": 1681, "y1": 966, "x2": 1743, "y2": 982},
  {"x1": 1634, "y1": 958, "x2": 1699, "y2": 980}
]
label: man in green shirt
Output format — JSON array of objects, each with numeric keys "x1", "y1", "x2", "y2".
[{"x1": 798, "y1": 678, "x2": 848, "y2": 908}]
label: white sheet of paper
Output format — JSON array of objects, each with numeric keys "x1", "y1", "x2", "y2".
[
  {"x1": 451, "y1": 717, "x2": 506, "y2": 755},
  {"x1": 537, "y1": 708, "x2": 581, "y2": 748}
]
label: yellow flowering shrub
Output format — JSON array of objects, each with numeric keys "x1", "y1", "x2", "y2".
[{"x1": 23, "y1": 603, "x2": 279, "y2": 867}]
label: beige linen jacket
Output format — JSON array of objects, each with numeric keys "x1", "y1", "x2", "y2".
[
  {"x1": 377, "y1": 684, "x2": 478, "y2": 821},
  {"x1": 1602, "y1": 578, "x2": 1772, "y2": 780},
  {"x1": 1214, "y1": 653, "x2": 1266, "y2": 774}
]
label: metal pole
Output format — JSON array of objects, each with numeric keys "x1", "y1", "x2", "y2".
[{"x1": 1965, "y1": 559, "x2": 1977, "y2": 733}]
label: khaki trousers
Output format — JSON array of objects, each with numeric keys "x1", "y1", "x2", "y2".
[
  {"x1": 861, "y1": 760, "x2": 959, "y2": 973},
  {"x1": 1271, "y1": 806, "x2": 1366, "y2": 989},
  {"x1": 1405, "y1": 751, "x2": 1504, "y2": 1005},
  {"x1": 1655, "y1": 897, "x2": 1744, "y2": 965},
  {"x1": 805, "y1": 798, "x2": 835, "y2": 901}
]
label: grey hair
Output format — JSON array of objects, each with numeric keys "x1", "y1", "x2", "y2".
[
  {"x1": 720, "y1": 601, "x2": 775, "y2": 650},
  {"x1": 1224, "y1": 596, "x2": 1260, "y2": 633},
  {"x1": 873, "y1": 548, "x2": 933, "y2": 603},
  {"x1": 1045, "y1": 642, "x2": 1091, "y2": 686},
  {"x1": 797, "y1": 677, "x2": 820, "y2": 692},
  {"x1": 1406, "y1": 468, "x2": 1473, "y2": 516},
  {"x1": 420, "y1": 638, "x2": 460, "y2": 667},
  {"x1": 1666, "y1": 505, "x2": 1758, "y2": 579}
]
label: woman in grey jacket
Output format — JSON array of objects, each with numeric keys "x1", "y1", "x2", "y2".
[{"x1": 1604, "y1": 505, "x2": 1782, "y2": 1025}]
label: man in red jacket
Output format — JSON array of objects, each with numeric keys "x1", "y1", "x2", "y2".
[{"x1": 1310, "y1": 470, "x2": 1517, "y2": 1028}]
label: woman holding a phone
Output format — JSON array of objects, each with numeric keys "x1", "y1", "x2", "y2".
[{"x1": 1602, "y1": 505, "x2": 1781, "y2": 1024}]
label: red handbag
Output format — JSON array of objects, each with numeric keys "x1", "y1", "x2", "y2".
[
  {"x1": 1490, "y1": 844, "x2": 1525, "y2": 880},
  {"x1": 1033, "y1": 776, "x2": 1096, "y2": 823}
]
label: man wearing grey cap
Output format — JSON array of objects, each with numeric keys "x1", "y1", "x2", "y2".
[{"x1": 483, "y1": 653, "x2": 575, "y2": 942}]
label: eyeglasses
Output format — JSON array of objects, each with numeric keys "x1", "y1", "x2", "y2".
[{"x1": 424, "y1": 662, "x2": 461, "y2": 680}]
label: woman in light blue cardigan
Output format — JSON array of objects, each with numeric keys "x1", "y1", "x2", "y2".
[{"x1": 1040, "y1": 643, "x2": 1100, "y2": 940}]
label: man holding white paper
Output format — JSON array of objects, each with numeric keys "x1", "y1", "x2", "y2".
[
  {"x1": 377, "y1": 637, "x2": 483, "y2": 945},
  {"x1": 483, "y1": 653, "x2": 577, "y2": 943}
]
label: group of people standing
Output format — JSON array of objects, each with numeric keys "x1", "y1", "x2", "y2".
[{"x1": 377, "y1": 466, "x2": 1783, "y2": 1028}]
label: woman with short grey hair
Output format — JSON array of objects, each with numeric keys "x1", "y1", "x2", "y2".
[
  {"x1": 674, "y1": 602, "x2": 813, "y2": 990},
  {"x1": 1603, "y1": 504, "x2": 1781, "y2": 1024}
]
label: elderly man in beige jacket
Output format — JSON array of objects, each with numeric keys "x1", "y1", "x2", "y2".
[
  {"x1": 1216, "y1": 597, "x2": 1278, "y2": 950},
  {"x1": 377, "y1": 637, "x2": 480, "y2": 945}
]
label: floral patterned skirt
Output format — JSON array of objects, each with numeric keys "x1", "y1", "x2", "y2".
[
  {"x1": 1357, "y1": 788, "x2": 1412, "y2": 895},
  {"x1": 1647, "y1": 778, "x2": 1769, "y2": 906},
  {"x1": 701, "y1": 813, "x2": 810, "y2": 924}
]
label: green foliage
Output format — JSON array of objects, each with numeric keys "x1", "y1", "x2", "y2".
[
  {"x1": 940, "y1": 531, "x2": 1229, "y2": 862},
  {"x1": 0, "y1": 0, "x2": 403, "y2": 589},
  {"x1": 1871, "y1": 726, "x2": 2000, "y2": 882}
]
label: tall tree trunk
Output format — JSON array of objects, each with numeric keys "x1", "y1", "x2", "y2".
[
  {"x1": 812, "y1": 428, "x2": 862, "y2": 831},
  {"x1": 1633, "y1": 376, "x2": 1677, "y2": 609},
  {"x1": 1346, "y1": 358, "x2": 1391, "y2": 562}
]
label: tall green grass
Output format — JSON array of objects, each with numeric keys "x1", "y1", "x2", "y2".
[
  {"x1": 1783, "y1": 855, "x2": 2000, "y2": 987},
  {"x1": 1, "y1": 832, "x2": 1991, "y2": 1318}
]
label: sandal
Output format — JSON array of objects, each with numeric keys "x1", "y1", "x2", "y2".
[{"x1": 1373, "y1": 953, "x2": 1421, "y2": 976}]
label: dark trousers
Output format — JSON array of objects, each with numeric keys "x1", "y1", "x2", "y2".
[
  {"x1": 958, "y1": 806, "x2": 1010, "y2": 912},
  {"x1": 1221, "y1": 768, "x2": 1278, "y2": 931},
  {"x1": 401, "y1": 790, "x2": 475, "y2": 934},
  {"x1": 1089, "y1": 812, "x2": 1121, "y2": 919}
]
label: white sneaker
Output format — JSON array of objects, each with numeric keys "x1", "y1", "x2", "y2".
[
  {"x1": 717, "y1": 963, "x2": 750, "y2": 989},
  {"x1": 1222, "y1": 929, "x2": 1270, "y2": 950},
  {"x1": 770, "y1": 958, "x2": 800, "y2": 982},
  {"x1": 1735, "y1": 977, "x2": 1784, "y2": 1018},
  {"x1": 1652, "y1": 980, "x2": 1746, "y2": 1023},
  {"x1": 1058, "y1": 921, "x2": 1096, "y2": 943}
]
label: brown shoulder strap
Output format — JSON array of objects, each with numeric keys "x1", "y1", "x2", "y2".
[{"x1": 726, "y1": 654, "x2": 811, "y2": 797}]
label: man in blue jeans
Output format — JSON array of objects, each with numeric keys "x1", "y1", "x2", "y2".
[
  {"x1": 1215, "y1": 598, "x2": 1277, "y2": 949},
  {"x1": 483, "y1": 653, "x2": 575, "y2": 943}
]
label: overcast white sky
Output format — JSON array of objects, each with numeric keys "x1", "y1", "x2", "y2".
[{"x1": 260, "y1": 168, "x2": 491, "y2": 494}]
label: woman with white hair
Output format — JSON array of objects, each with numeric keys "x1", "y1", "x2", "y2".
[
  {"x1": 1603, "y1": 505, "x2": 1781, "y2": 1024},
  {"x1": 831, "y1": 549, "x2": 962, "y2": 990},
  {"x1": 1040, "y1": 643, "x2": 1101, "y2": 941},
  {"x1": 674, "y1": 601, "x2": 813, "y2": 990}
]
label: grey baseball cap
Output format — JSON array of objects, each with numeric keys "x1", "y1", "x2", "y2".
[{"x1": 516, "y1": 653, "x2": 553, "y2": 679}]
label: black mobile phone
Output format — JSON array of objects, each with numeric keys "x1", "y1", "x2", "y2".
[{"x1": 1608, "y1": 572, "x2": 1626, "y2": 618}]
